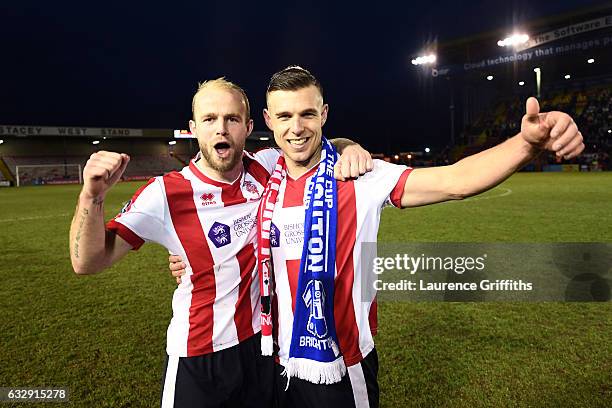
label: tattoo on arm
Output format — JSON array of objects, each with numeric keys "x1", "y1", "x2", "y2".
[
  {"x1": 72, "y1": 195, "x2": 104, "y2": 259},
  {"x1": 92, "y1": 196, "x2": 104, "y2": 211},
  {"x1": 73, "y1": 208, "x2": 88, "y2": 259}
]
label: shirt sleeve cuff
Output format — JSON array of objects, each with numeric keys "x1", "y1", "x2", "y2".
[
  {"x1": 106, "y1": 219, "x2": 145, "y2": 250},
  {"x1": 390, "y1": 168, "x2": 413, "y2": 208}
]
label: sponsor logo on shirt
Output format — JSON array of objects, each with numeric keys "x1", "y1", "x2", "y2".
[
  {"x1": 282, "y1": 223, "x2": 304, "y2": 246},
  {"x1": 208, "y1": 221, "x2": 231, "y2": 248},
  {"x1": 233, "y1": 213, "x2": 256, "y2": 237},
  {"x1": 201, "y1": 192, "x2": 216, "y2": 206}
]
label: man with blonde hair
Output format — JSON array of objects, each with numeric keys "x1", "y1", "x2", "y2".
[{"x1": 69, "y1": 76, "x2": 371, "y2": 408}]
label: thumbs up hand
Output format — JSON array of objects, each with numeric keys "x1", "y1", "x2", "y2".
[{"x1": 520, "y1": 97, "x2": 584, "y2": 159}]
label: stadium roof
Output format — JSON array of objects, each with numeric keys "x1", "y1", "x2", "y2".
[
  {"x1": 416, "y1": 3, "x2": 612, "y2": 78},
  {"x1": 438, "y1": 2, "x2": 612, "y2": 52},
  {"x1": 0, "y1": 125, "x2": 173, "y2": 138}
]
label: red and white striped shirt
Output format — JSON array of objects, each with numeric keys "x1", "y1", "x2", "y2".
[
  {"x1": 106, "y1": 150, "x2": 279, "y2": 357},
  {"x1": 269, "y1": 160, "x2": 411, "y2": 367}
]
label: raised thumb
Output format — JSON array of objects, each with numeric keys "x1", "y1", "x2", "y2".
[{"x1": 525, "y1": 97, "x2": 540, "y2": 118}]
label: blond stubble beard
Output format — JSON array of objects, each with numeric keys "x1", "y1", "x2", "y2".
[{"x1": 199, "y1": 141, "x2": 245, "y2": 173}]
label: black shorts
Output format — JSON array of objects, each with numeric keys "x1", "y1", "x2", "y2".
[
  {"x1": 160, "y1": 333, "x2": 275, "y2": 408},
  {"x1": 274, "y1": 348, "x2": 379, "y2": 408}
]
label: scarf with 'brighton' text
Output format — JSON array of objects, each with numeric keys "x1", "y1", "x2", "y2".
[{"x1": 257, "y1": 137, "x2": 345, "y2": 385}]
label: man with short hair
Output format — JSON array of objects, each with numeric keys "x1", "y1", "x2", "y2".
[
  {"x1": 68, "y1": 77, "x2": 371, "y2": 408},
  {"x1": 173, "y1": 65, "x2": 583, "y2": 408}
]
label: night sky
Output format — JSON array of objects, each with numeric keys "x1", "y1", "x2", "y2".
[{"x1": 1, "y1": 0, "x2": 604, "y2": 153}]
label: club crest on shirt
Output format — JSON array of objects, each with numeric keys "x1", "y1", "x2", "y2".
[
  {"x1": 200, "y1": 192, "x2": 216, "y2": 206},
  {"x1": 208, "y1": 222, "x2": 231, "y2": 248},
  {"x1": 243, "y1": 180, "x2": 258, "y2": 194},
  {"x1": 242, "y1": 180, "x2": 261, "y2": 202}
]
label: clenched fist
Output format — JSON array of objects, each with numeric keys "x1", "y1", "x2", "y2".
[
  {"x1": 82, "y1": 151, "x2": 130, "y2": 199},
  {"x1": 333, "y1": 143, "x2": 373, "y2": 181}
]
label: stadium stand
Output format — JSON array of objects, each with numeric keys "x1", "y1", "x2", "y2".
[
  {"x1": 2, "y1": 154, "x2": 183, "y2": 185},
  {"x1": 0, "y1": 128, "x2": 275, "y2": 186},
  {"x1": 3, "y1": 155, "x2": 86, "y2": 170},
  {"x1": 120, "y1": 154, "x2": 183, "y2": 179},
  {"x1": 0, "y1": 157, "x2": 13, "y2": 183},
  {"x1": 0, "y1": 126, "x2": 201, "y2": 186},
  {"x1": 2, "y1": 156, "x2": 86, "y2": 185},
  {"x1": 452, "y1": 84, "x2": 611, "y2": 170},
  {"x1": 404, "y1": 4, "x2": 612, "y2": 172}
]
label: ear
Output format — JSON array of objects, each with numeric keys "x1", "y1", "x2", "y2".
[
  {"x1": 246, "y1": 118, "x2": 254, "y2": 137},
  {"x1": 263, "y1": 108, "x2": 273, "y2": 131},
  {"x1": 320, "y1": 104, "x2": 329, "y2": 127},
  {"x1": 189, "y1": 119, "x2": 196, "y2": 134}
]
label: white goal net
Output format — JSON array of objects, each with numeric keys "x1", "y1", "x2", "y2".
[{"x1": 16, "y1": 164, "x2": 83, "y2": 187}]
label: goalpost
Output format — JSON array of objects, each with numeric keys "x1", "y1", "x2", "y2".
[{"x1": 15, "y1": 164, "x2": 83, "y2": 187}]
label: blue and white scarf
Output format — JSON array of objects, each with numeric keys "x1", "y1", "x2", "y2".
[
  {"x1": 257, "y1": 137, "x2": 345, "y2": 385},
  {"x1": 287, "y1": 138, "x2": 344, "y2": 384}
]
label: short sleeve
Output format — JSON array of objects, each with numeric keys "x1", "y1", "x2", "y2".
[
  {"x1": 354, "y1": 160, "x2": 412, "y2": 209},
  {"x1": 106, "y1": 177, "x2": 166, "y2": 250},
  {"x1": 388, "y1": 167, "x2": 413, "y2": 208},
  {"x1": 251, "y1": 148, "x2": 282, "y2": 174}
]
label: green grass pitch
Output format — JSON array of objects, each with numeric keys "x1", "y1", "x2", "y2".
[{"x1": 0, "y1": 172, "x2": 610, "y2": 407}]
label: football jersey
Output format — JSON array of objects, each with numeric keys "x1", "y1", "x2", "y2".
[
  {"x1": 106, "y1": 149, "x2": 280, "y2": 357},
  {"x1": 269, "y1": 159, "x2": 411, "y2": 367}
]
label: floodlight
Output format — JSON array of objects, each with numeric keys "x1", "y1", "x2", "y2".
[
  {"x1": 168, "y1": 141, "x2": 177, "y2": 145},
  {"x1": 587, "y1": 58, "x2": 595, "y2": 64},
  {"x1": 519, "y1": 81, "x2": 525, "y2": 86},
  {"x1": 259, "y1": 137, "x2": 270, "y2": 141},
  {"x1": 533, "y1": 68, "x2": 541, "y2": 98},
  {"x1": 411, "y1": 54, "x2": 437, "y2": 66},
  {"x1": 564, "y1": 74, "x2": 571, "y2": 79},
  {"x1": 487, "y1": 75, "x2": 494, "y2": 81},
  {"x1": 497, "y1": 33, "x2": 529, "y2": 47},
  {"x1": 394, "y1": 154, "x2": 399, "y2": 160},
  {"x1": 407, "y1": 154, "x2": 413, "y2": 159},
  {"x1": 608, "y1": 129, "x2": 611, "y2": 134},
  {"x1": 92, "y1": 140, "x2": 100, "y2": 145},
  {"x1": 0, "y1": 139, "x2": 3, "y2": 144},
  {"x1": 425, "y1": 147, "x2": 431, "y2": 153}
]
